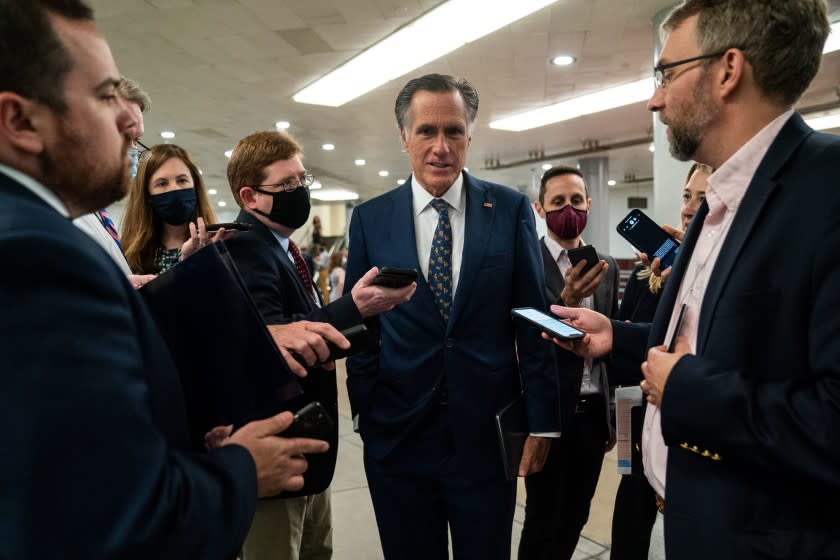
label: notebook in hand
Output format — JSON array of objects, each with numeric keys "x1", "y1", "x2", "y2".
[
  {"x1": 140, "y1": 241, "x2": 302, "y2": 451},
  {"x1": 495, "y1": 394, "x2": 529, "y2": 480}
]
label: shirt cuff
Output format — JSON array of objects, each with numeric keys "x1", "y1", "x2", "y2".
[{"x1": 530, "y1": 431, "x2": 561, "y2": 438}]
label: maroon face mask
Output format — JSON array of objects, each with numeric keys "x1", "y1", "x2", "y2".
[{"x1": 546, "y1": 205, "x2": 588, "y2": 240}]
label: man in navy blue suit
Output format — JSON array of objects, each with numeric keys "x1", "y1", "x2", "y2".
[
  {"x1": 551, "y1": 1, "x2": 840, "y2": 558},
  {"x1": 0, "y1": 2, "x2": 327, "y2": 558},
  {"x1": 345, "y1": 74, "x2": 562, "y2": 559}
]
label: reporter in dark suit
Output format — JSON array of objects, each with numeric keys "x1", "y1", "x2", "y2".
[
  {"x1": 0, "y1": 2, "x2": 327, "y2": 558},
  {"x1": 345, "y1": 74, "x2": 561, "y2": 560},
  {"x1": 222, "y1": 130, "x2": 415, "y2": 560},
  {"x1": 519, "y1": 166, "x2": 619, "y2": 559},
  {"x1": 551, "y1": 2, "x2": 840, "y2": 558}
]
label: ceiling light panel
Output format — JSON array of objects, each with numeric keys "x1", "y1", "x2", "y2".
[
  {"x1": 823, "y1": 21, "x2": 840, "y2": 54},
  {"x1": 293, "y1": 0, "x2": 557, "y2": 107}
]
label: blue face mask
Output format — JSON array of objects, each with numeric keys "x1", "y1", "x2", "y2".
[
  {"x1": 127, "y1": 146, "x2": 141, "y2": 178},
  {"x1": 149, "y1": 189, "x2": 197, "y2": 225}
]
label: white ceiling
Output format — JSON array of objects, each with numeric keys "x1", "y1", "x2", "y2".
[{"x1": 89, "y1": 0, "x2": 840, "y2": 212}]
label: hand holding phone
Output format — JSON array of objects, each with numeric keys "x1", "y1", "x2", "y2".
[
  {"x1": 616, "y1": 209, "x2": 681, "y2": 269},
  {"x1": 370, "y1": 267, "x2": 418, "y2": 289},
  {"x1": 321, "y1": 324, "x2": 373, "y2": 363},
  {"x1": 281, "y1": 402, "x2": 334, "y2": 441},
  {"x1": 567, "y1": 245, "x2": 599, "y2": 275},
  {"x1": 511, "y1": 307, "x2": 585, "y2": 340}
]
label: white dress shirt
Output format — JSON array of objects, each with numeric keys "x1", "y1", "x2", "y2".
[
  {"x1": 0, "y1": 163, "x2": 68, "y2": 216},
  {"x1": 73, "y1": 213, "x2": 132, "y2": 276}
]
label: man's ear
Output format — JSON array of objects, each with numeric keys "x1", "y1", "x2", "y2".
[
  {"x1": 0, "y1": 93, "x2": 47, "y2": 155},
  {"x1": 718, "y1": 48, "x2": 747, "y2": 100},
  {"x1": 534, "y1": 200, "x2": 547, "y2": 219},
  {"x1": 239, "y1": 186, "x2": 258, "y2": 208},
  {"x1": 586, "y1": 198, "x2": 592, "y2": 212},
  {"x1": 399, "y1": 128, "x2": 409, "y2": 152}
]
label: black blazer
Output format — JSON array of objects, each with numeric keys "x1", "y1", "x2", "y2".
[
  {"x1": 0, "y1": 173, "x2": 257, "y2": 559},
  {"x1": 541, "y1": 238, "x2": 619, "y2": 436},
  {"x1": 612, "y1": 114, "x2": 840, "y2": 558},
  {"x1": 225, "y1": 209, "x2": 363, "y2": 496}
]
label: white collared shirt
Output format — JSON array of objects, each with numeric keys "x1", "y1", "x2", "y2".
[
  {"x1": 0, "y1": 163, "x2": 69, "y2": 217},
  {"x1": 412, "y1": 173, "x2": 466, "y2": 298}
]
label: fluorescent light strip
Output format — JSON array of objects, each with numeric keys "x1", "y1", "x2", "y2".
[
  {"x1": 293, "y1": 0, "x2": 557, "y2": 107},
  {"x1": 489, "y1": 78, "x2": 654, "y2": 132},
  {"x1": 805, "y1": 112, "x2": 840, "y2": 131},
  {"x1": 311, "y1": 188, "x2": 360, "y2": 202},
  {"x1": 823, "y1": 21, "x2": 840, "y2": 54}
]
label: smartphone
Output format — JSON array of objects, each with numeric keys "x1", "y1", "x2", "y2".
[
  {"x1": 567, "y1": 245, "x2": 599, "y2": 275},
  {"x1": 322, "y1": 324, "x2": 372, "y2": 363},
  {"x1": 511, "y1": 307, "x2": 586, "y2": 340},
  {"x1": 371, "y1": 266, "x2": 418, "y2": 288},
  {"x1": 281, "y1": 401, "x2": 334, "y2": 441},
  {"x1": 616, "y1": 209, "x2": 681, "y2": 269},
  {"x1": 205, "y1": 222, "x2": 253, "y2": 232}
]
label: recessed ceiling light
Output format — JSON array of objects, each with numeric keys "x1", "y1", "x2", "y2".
[
  {"x1": 541, "y1": 163, "x2": 552, "y2": 170},
  {"x1": 293, "y1": 0, "x2": 557, "y2": 107},
  {"x1": 551, "y1": 54, "x2": 575, "y2": 66},
  {"x1": 311, "y1": 188, "x2": 360, "y2": 202},
  {"x1": 823, "y1": 21, "x2": 840, "y2": 54},
  {"x1": 275, "y1": 121, "x2": 290, "y2": 130},
  {"x1": 218, "y1": 201, "x2": 227, "y2": 207},
  {"x1": 208, "y1": 189, "x2": 217, "y2": 195},
  {"x1": 224, "y1": 150, "x2": 233, "y2": 158},
  {"x1": 378, "y1": 170, "x2": 389, "y2": 177},
  {"x1": 355, "y1": 159, "x2": 366, "y2": 166},
  {"x1": 648, "y1": 143, "x2": 656, "y2": 153},
  {"x1": 397, "y1": 179, "x2": 406, "y2": 185},
  {"x1": 607, "y1": 179, "x2": 617, "y2": 186},
  {"x1": 160, "y1": 131, "x2": 175, "y2": 139},
  {"x1": 322, "y1": 143, "x2": 335, "y2": 151}
]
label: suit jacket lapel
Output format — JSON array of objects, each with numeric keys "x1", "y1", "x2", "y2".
[
  {"x1": 541, "y1": 238, "x2": 564, "y2": 304},
  {"x1": 696, "y1": 114, "x2": 810, "y2": 352},
  {"x1": 449, "y1": 174, "x2": 495, "y2": 334}
]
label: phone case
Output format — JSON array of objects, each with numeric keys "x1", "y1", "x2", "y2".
[
  {"x1": 567, "y1": 245, "x2": 598, "y2": 274},
  {"x1": 282, "y1": 402, "x2": 334, "y2": 441}
]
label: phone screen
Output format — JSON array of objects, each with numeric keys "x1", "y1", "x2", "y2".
[
  {"x1": 512, "y1": 308, "x2": 585, "y2": 340},
  {"x1": 616, "y1": 210, "x2": 680, "y2": 269}
]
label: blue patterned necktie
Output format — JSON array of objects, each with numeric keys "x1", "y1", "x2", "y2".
[{"x1": 428, "y1": 199, "x2": 453, "y2": 321}]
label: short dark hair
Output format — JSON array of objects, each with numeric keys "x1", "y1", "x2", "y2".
[
  {"x1": 538, "y1": 166, "x2": 586, "y2": 205},
  {"x1": 394, "y1": 73, "x2": 479, "y2": 132},
  {"x1": 0, "y1": 0, "x2": 95, "y2": 112}
]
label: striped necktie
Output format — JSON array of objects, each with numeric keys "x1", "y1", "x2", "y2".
[
  {"x1": 96, "y1": 209, "x2": 121, "y2": 250},
  {"x1": 288, "y1": 239, "x2": 317, "y2": 303}
]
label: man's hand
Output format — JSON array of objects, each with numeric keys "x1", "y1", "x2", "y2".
[
  {"x1": 128, "y1": 274, "x2": 156, "y2": 290},
  {"x1": 640, "y1": 336, "x2": 692, "y2": 406},
  {"x1": 268, "y1": 321, "x2": 349, "y2": 377},
  {"x1": 560, "y1": 259, "x2": 608, "y2": 307},
  {"x1": 518, "y1": 435, "x2": 552, "y2": 476},
  {"x1": 351, "y1": 267, "x2": 416, "y2": 318},
  {"x1": 226, "y1": 411, "x2": 329, "y2": 497},
  {"x1": 547, "y1": 304, "x2": 613, "y2": 359}
]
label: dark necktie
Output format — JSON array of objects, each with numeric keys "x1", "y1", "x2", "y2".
[
  {"x1": 96, "y1": 209, "x2": 121, "y2": 250},
  {"x1": 288, "y1": 239, "x2": 317, "y2": 303},
  {"x1": 428, "y1": 199, "x2": 453, "y2": 321}
]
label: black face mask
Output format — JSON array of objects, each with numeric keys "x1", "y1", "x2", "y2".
[
  {"x1": 149, "y1": 189, "x2": 197, "y2": 225},
  {"x1": 253, "y1": 187, "x2": 311, "y2": 229}
]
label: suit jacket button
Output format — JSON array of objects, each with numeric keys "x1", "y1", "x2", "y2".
[
  {"x1": 444, "y1": 338, "x2": 455, "y2": 349},
  {"x1": 691, "y1": 445, "x2": 699, "y2": 453},
  {"x1": 680, "y1": 442, "x2": 690, "y2": 450},
  {"x1": 701, "y1": 450, "x2": 711, "y2": 457},
  {"x1": 711, "y1": 453, "x2": 722, "y2": 461}
]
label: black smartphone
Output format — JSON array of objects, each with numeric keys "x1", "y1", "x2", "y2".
[
  {"x1": 567, "y1": 245, "x2": 599, "y2": 275},
  {"x1": 322, "y1": 324, "x2": 373, "y2": 363},
  {"x1": 511, "y1": 307, "x2": 586, "y2": 340},
  {"x1": 205, "y1": 222, "x2": 253, "y2": 232},
  {"x1": 281, "y1": 401, "x2": 334, "y2": 441},
  {"x1": 371, "y1": 266, "x2": 418, "y2": 288},
  {"x1": 616, "y1": 209, "x2": 681, "y2": 269}
]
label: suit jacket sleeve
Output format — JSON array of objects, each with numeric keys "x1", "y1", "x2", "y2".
[
  {"x1": 0, "y1": 231, "x2": 256, "y2": 559},
  {"x1": 511, "y1": 196, "x2": 562, "y2": 432}
]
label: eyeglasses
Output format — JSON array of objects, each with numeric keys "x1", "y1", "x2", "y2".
[
  {"x1": 255, "y1": 174, "x2": 316, "y2": 193},
  {"x1": 135, "y1": 140, "x2": 151, "y2": 162},
  {"x1": 653, "y1": 51, "x2": 728, "y2": 89}
]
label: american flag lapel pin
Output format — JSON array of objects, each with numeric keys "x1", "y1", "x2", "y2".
[{"x1": 483, "y1": 201, "x2": 493, "y2": 208}]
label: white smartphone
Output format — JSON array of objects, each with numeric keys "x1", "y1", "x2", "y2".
[{"x1": 511, "y1": 307, "x2": 586, "y2": 340}]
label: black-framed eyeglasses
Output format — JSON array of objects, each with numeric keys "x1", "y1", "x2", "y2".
[
  {"x1": 654, "y1": 51, "x2": 728, "y2": 89},
  {"x1": 134, "y1": 139, "x2": 151, "y2": 161},
  {"x1": 255, "y1": 174, "x2": 316, "y2": 193}
]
